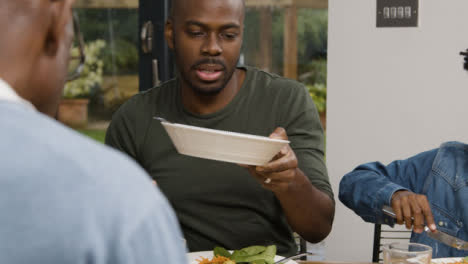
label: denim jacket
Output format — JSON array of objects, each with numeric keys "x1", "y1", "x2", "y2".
[{"x1": 339, "y1": 141, "x2": 468, "y2": 257}]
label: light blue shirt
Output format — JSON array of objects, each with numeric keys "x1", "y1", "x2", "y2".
[
  {"x1": 339, "y1": 142, "x2": 468, "y2": 257},
  {"x1": 0, "y1": 90, "x2": 187, "y2": 263}
]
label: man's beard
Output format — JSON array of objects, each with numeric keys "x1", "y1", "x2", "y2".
[
  {"x1": 189, "y1": 81, "x2": 227, "y2": 96},
  {"x1": 174, "y1": 52, "x2": 239, "y2": 96}
]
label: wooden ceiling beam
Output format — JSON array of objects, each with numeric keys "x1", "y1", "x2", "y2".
[
  {"x1": 74, "y1": 0, "x2": 138, "y2": 9},
  {"x1": 292, "y1": 0, "x2": 327, "y2": 8},
  {"x1": 245, "y1": 0, "x2": 292, "y2": 8},
  {"x1": 74, "y1": 0, "x2": 327, "y2": 9},
  {"x1": 245, "y1": 0, "x2": 327, "y2": 8}
]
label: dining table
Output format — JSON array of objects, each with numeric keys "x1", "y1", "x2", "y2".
[{"x1": 297, "y1": 261, "x2": 375, "y2": 264}]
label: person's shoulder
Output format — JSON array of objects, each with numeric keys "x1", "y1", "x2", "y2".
[
  {"x1": 118, "y1": 79, "x2": 177, "y2": 111},
  {"x1": 245, "y1": 66, "x2": 306, "y2": 92},
  {"x1": 110, "y1": 79, "x2": 178, "y2": 124},
  {"x1": 5, "y1": 108, "x2": 146, "y2": 183},
  {"x1": 0, "y1": 106, "x2": 179, "y2": 261},
  {"x1": 243, "y1": 66, "x2": 311, "y2": 111},
  {"x1": 436, "y1": 141, "x2": 468, "y2": 160},
  {"x1": 138, "y1": 78, "x2": 178, "y2": 98},
  {"x1": 28, "y1": 112, "x2": 161, "y2": 206},
  {"x1": 431, "y1": 141, "x2": 468, "y2": 184},
  {"x1": 439, "y1": 141, "x2": 468, "y2": 150},
  {"x1": 1, "y1": 105, "x2": 156, "y2": 193}
]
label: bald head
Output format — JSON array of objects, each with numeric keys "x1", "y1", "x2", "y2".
[
  {"x1": 170, "y1": 0, "x2": 245, "y2": 21},
  {"x1": 0, "y1": 0, "x2": 65, "y2": 36},
  {"x1": 0, "y1": 1, "x2": 51, "y2": 46},
  {"x1": 0, "y1": 0, "x2": 46, "y2": 18},
  {"x1": 0, "y1": 0, "x2": 53, "y2": 89},
  {"x1": 0, "y1": 0, "x2": 75, "y2": 116}
]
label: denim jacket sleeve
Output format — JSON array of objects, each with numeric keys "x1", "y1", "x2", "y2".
[{"x1": 338, "y1": 148, "x2": 438, "y2": 225}]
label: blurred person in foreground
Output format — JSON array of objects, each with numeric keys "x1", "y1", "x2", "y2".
[
  {"x1": 339, "y1": 141, "x2": 468, "y2": 257},
  {"x1": 105, "y1": 0, "x2": 334, "y2": 256},
  {"x1": 0, "y1": 1, "x2": 186, "y2": 263}
]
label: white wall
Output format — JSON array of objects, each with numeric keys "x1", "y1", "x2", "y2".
[{"x1": 326, "y1": 0, "x2": 468, "y2": 261}]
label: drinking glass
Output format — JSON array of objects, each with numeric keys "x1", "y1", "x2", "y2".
[{"x1": 383, "y1": 242, "x2": 432, "y2": 264}]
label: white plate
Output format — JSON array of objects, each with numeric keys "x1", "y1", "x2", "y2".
[
  {"x1": 187, "y1": 251, "x2": 298, "y2": 264},
  {"x1": 161, "y1": 122, "x2": 290, "y2": 166},
  {"x1": 431, "y1": 258, "x2": 464, "y2": 264}
]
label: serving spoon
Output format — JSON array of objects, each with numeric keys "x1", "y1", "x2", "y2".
[{"x1": 273, "y1": 252, "x2": 315, "y2": 264}]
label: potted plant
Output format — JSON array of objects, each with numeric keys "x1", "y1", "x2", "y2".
[{"x1": 58, "y1": 39, "x2": 106, "y2": 128}]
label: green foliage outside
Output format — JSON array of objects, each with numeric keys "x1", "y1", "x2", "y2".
[
  {"x1": 72, "y1": 9, "x2": 139, "y2": 120},
  {"x1": 307, "y1": 83, "x2": 326, "y2": 113},
  {"x1": 297, "y1": 10, "x2": 328, "y2": 65},
  {"x1": 78, "y1": 129, "x2": 106, "y2": 143},
  {"x1": 297, "y1": 10, "x2": 328, "y2": 113},
  {"x1": 102, "y1": 39, "x2": 139, "y2": 75},
  {"x1": 302, "y1": 59, "x2": 327, "y2": 113},
  {"x1": 244, "y1": 8, "x2": 328, "y2": 113},
  {"x1": 75, "y1": 9, "x2": 138, "y2": 75},
  {"x1": 64, "y1": 39, "x2": 106, "y2": 99}
]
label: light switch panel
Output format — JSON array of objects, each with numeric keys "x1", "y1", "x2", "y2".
[{"x1": 377, "y1": 0, "x2": 418, "y2": 27}]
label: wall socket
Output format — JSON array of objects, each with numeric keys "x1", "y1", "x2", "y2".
[{"x1": 377, "y1": 0, "x2": 419, "y2": 27}]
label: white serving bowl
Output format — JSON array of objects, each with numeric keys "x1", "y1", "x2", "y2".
[{"x1": 160, "y1": 121, "x2": 289, "y2": 166}]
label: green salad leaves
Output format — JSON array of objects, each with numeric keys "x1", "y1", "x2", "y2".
[{"x1": 213, "y1": 245, "x2": 277, "y2": 264}]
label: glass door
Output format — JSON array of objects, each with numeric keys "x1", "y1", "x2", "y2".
[
  {"x1": 68, "y1": 0, "x2": 140, "y2": 141},
  {"x1": 139, "y1": 0, "x2": 174, "y2": 91},
  {"x1": 66, "y1": 0, "x2": 173, "y2": 140}
]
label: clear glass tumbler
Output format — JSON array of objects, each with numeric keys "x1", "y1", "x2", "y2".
[{"x1": 383, "y1": 242, "x2": 432, "y2": 264}]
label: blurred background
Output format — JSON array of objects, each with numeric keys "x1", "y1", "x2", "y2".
[{"x1": 66, "y1": 0, "x2": 328, "y2": 143}]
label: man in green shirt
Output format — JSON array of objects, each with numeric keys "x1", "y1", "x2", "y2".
[{"x1": 106, "y1": 0, "x2": 334, "y2": 256}]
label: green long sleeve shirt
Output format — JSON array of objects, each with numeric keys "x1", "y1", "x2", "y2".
[{"x1": 105, "y1": 66, "x2": 333, "y2": 256}]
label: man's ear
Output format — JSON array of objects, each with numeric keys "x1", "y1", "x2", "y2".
[
  {"x1": 165, "y1": 19, "x2": 175, "y2": 50},
  {"x1": 44, "y1": 0, "x2": 74, "y2": 56}
]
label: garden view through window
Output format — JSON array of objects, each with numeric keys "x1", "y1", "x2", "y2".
[{"x1": 67, "y1": 0, "x2": 328, "y2": 143}]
